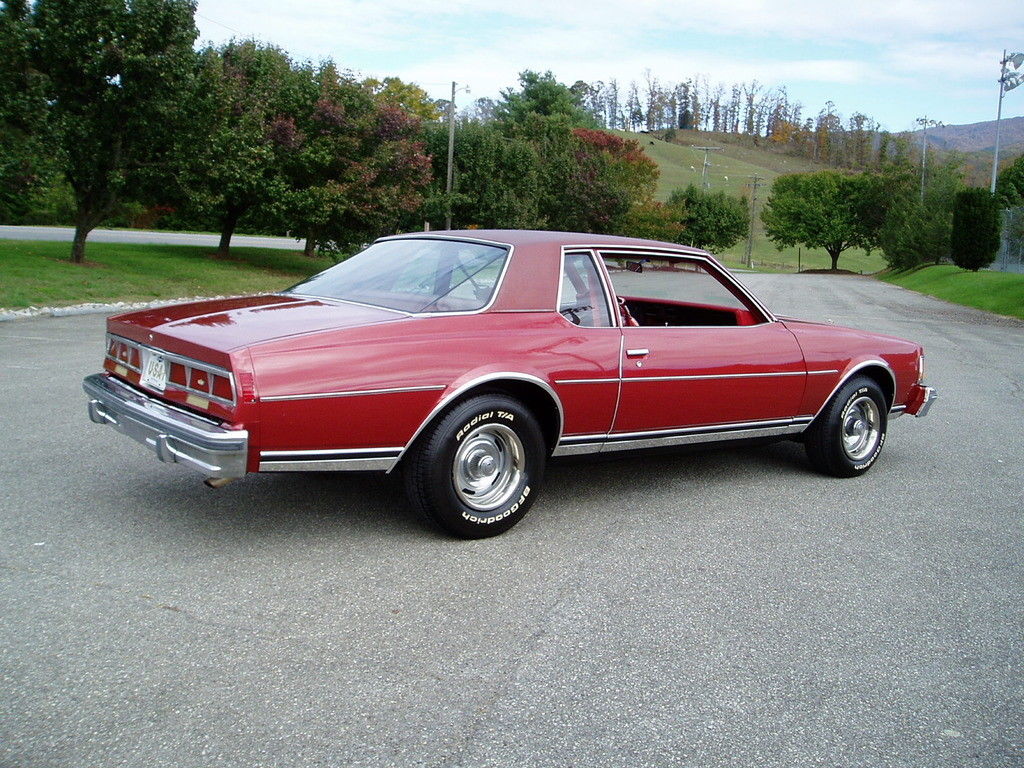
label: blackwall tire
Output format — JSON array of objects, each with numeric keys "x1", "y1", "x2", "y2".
[
  {"x1": 403, "y1": 395, "x2": 546, "y2": 538},
  {"x1": 804, "y1": 376, "x2": 887, "y2": 478}
]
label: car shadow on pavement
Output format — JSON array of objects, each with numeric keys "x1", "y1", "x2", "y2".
[{"x1": 108, "y1": 440, "x2": 815, "y2": 541}]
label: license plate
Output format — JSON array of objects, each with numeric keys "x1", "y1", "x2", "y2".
[{"x1": 140, "y1": 350, "x2": 168, "y2": 391}]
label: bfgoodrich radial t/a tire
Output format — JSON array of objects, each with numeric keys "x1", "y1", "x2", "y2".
[
  {"x1": 403, "y1": 395, "x2": 546, "y2": 538},
  {"x1": 804, "y1": 375, "x2": 888, "y2": 478}
]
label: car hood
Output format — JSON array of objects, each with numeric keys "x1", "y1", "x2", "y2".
[{"x1": 108, "y1": 294, "x2": 406, "y2": 353}]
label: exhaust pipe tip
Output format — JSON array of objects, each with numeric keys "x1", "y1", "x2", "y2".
[{"x1": 204, "y1": 477, "x2": 235, "y2": 489}]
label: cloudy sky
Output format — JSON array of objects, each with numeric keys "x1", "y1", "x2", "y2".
[{"x1": 194, "y1": 0, "x2": 1024, "y2": 132}]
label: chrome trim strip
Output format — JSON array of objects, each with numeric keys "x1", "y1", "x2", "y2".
[
  {"x1": 553, "y1": 378, "x2": 618, "y2": 385},
  {"x1": 260, "y1": 457, "x2": 397, "y2": 472},
  {"x1": 623, "y1": 371, "x2": 806, "y2": 383},
  {"x1": 261, "y1": 384, "x2": 445, "y2": 403},
  {"x1": 260, "y1": 447, "x2": 402, "y2": 458},
  {"x1": 391, "y1": 371, "x2": 566, "y2": 472},
  {"x1": 552, "y1": 418, "x2": 808, "y2": 457},
  {"x1": 809, "y1": 369, "x2": 840, "y2": 375},
  {"x1": 809, "y1": 359, "x2": 898, "y2": 422}
]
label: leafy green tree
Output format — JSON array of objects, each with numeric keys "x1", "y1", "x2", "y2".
[
  {"x1": 28, "y1": 0, "x2": 199, "y2": 262},
  {"x1": 950, "y1": 188, "x2": 1000, "y2": 271},
  {"x1": 995, "y1": 153, "x2": 1024, "y2": 207},
  {"x1": 878, "y1": 158, "x2": 962, "y2": 269},
  {"x1": 762, "y1": 171, "x2": 879, "y2": 270},
  {"x1": 667, "y1": 184, "x2": 749, "y2": 250},
  {"x1": 282, "y1": 65, "x2": 432, "y2": 256},
  {"x1": 495, "y1": 70, "x2": 598, "y2": 129},
  {"x1": 417, "y1": 120, "x2": 542, "y2": 230},
  {"x1": 180, "y1": 41, "x2": 316, "y2": 256},
  {"x1": 0, "y1": 0, "x2": 53, "y2": 223},
  {"x1": 619, "y1": 200, "x2": 683, "y2": 241}
]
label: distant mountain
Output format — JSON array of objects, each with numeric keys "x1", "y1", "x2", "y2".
[{"x1": 918, "y1": 115, "x2": 1024, "y2": 153}]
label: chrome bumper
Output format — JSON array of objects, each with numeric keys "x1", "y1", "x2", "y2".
[
  {"x1": 904, "y1": 384, "x2": 938, "y2": 418},
  {"x1": 83, "y1": 373, "x2": 248, "y2": 478}
]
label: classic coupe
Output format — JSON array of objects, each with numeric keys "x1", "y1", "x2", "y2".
[{"x1": 84, "y1": 230, "x2": 936, "y2": 537}]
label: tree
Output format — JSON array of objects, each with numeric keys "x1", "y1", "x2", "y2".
[
  {"x1": 0, "y1": 0, "x2": 53, "y2": 223},
  {"x1": 619, "y1": 200, "x2": 683, "y2": 241},
  {"x1": 761, "y1": 171, "x2": 879, "y2": 270},
  {"x1": 878, "y1": 158, "x2": 962, "y2": 269},
  {"x1": 416, "y1": 120, "x2": 541, "y2": 230},
  {"x1": 363, "y1": 76, "x2": 441, "y2": 121},
  {"x1": 667, "y1": 185, "x2": 749, "y2": 251},
  {"x1": 28, "y1": 0, "x2": 199, "y2": 262},
  {"x1": 995, "y1": 153, "x2": 1024, "y2": 207},
  {"x1": 179, "y1": 41, "x2": 314, "y2": 256},
  {"x1": 494, "y1": 70, "x2": 596, "y2": 128},
  {"x1": 282, "y1": 67, "x2": 431, "y2": 256},
  {"x1": 950, "y1": 188, "x2": 1000, "y2": 271}
]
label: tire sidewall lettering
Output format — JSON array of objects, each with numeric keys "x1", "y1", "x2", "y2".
[{"x1": 461, "y1": 485, "x2": 532, "y2": 525}]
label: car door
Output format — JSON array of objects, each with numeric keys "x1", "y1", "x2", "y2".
[{"x1": 603, "y1": 251, "x2": 807, "y2": 437}]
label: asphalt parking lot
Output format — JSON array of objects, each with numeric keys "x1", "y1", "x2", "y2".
[{"x1": 1, "y1": 274, "x2": 1021, "y2": 767}]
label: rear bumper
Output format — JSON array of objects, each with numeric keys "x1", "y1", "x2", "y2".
[
  {"x1": 83, "y1": 373, "x2": 248, "y2": 478},
  {"x1": 904, "y1": 384, "x2": 938, "y2": 418}
]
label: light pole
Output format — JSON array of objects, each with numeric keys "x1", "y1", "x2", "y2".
[
  {"x1": 990, "y1": 50, "x2": 1024, "y2": 194},
  {"x1": 915, "y1": 116, "x2": 941, "y2": 202},
  {"x1": 445, "y1": 81, "x2": 470, "y2": 230}
]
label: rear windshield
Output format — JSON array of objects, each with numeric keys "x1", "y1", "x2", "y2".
[{"x1": 287, "y1": 238, "x2": 509, "y2": 313}]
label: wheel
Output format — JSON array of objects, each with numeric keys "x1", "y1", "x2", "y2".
[
  {"x1": 804, "y1": 376, "x2": 887, "y2": 478},
  {"x1": 403, "y1": 394, "x2": 546, "y2": 538}
]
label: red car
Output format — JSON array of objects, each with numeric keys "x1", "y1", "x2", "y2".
[{"x1": 84, "y1": 230, "x2": 936, "y2": 537}]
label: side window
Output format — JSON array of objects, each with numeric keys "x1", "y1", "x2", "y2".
[
  {"x1": 559, "y1": 251, "x2": 613, "y2": 327},
  {"x1": 601, "y1": 253, "x2": 765, "y2": 327}
]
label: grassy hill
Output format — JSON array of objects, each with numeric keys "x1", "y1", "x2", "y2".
[{"x1": 613, "y1": 129, "x2": 886, "y2": 273}]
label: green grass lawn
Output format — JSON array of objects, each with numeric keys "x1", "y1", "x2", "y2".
[
  {"x1": 879, "y1": 265, "x2": 1024, "y2": 320},
  {"x1": 0, "y1": 240, "x2": 332, "y2": 309}
]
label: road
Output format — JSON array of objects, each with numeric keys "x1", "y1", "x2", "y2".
[
  {"x1": 0, "y1": 224, "x2": 305, "y2": 250},
  {"x1": 1, "y1": 275, "x2": 1021, "y2": 768}
]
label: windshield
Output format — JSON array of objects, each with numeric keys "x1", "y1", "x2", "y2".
[{"x1": 287, "y1": 238, "x2": 509, "y2": 313}]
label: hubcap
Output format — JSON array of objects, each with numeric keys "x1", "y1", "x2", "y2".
[
  {"x1": 452, "y1": 423, "x2": 524, "y2": 511},
  {"x1": 842, "y1": 396, "x2": 881, "y2": 461}
]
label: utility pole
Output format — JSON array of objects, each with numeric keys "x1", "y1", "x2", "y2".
[
  {"x1": 744, "y1": 174, "x2": 765, "y2": 270},
  {"x1": 692, "y1": 146, "x2": 723, "y2": 191},
  {"x1": 916, "y1": 116, "x2": 940, "y2": 202},
  {"x1": 445, "y1": 81, "x2": 456, "y2": 230},
  {"x1": 991, "y1": 50, "x2": 1024, "y2": 194}
]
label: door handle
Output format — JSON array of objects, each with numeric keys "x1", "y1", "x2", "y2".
[{"x1": 625, "y1": 348, "x2": 650, "y2": 358}]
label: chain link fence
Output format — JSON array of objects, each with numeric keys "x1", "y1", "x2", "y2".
[{"x1": 994, "y1": 206, "x2": 1024, "y2": 273}]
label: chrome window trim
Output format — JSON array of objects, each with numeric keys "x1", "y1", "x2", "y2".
[
  {"x1": 391, "y1": 372, "x2": 565, "y2": 472},
  {"x1": 809, "y1": 359, "x2": 898, "y2": 421},
  {"x1": 261, "y1": 384, "x2": 445, "y2": 403},
  {"x1": 107, "y1": 333, "x2": 236, "y2": 406},
  {"x1": 555, "y1": 248, "x2": 617, "y2": 329},
  {"x1": 289, "y1": 236, "x2": 515, "y2": 319},
  {"x1": 592, "y1": 247, "x2": 778, "y2": 324}
]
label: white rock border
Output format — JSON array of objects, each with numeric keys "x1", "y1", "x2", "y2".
[{"x1": 0, "y1": 296, "x2": 238, "y2": 323}]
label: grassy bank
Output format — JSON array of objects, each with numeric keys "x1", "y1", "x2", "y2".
[
  {"x1": 879, "y1": 265, "x2": 1024, "y2": 320},
  {"x1": 0, "y1": 240, "x2": 332, "y2": 309}
]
